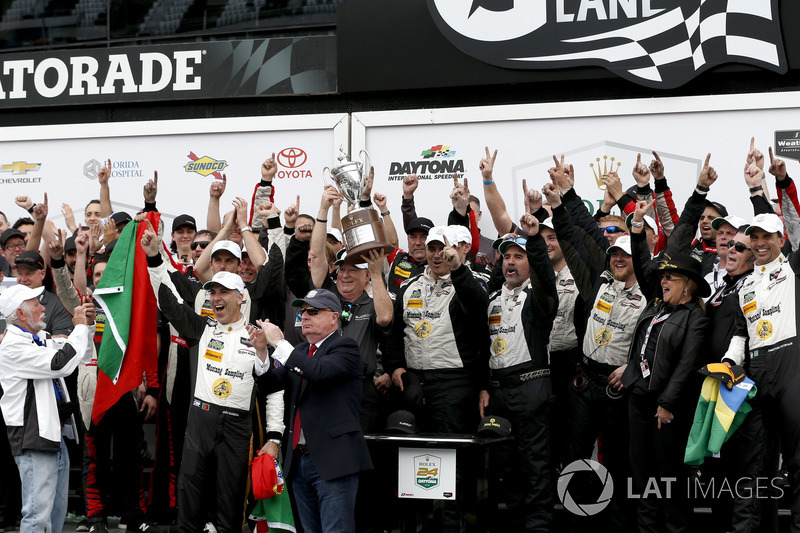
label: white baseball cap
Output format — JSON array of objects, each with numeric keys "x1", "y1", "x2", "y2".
[
  {"x1": 745, "y1": 213, "x2": 783, "y2": 236},
  {"x1": 450, "y1": 225, "x2": 472, "y2": 245},
  {"x1": 0, "y1": 285, "x2": 44, "y2": 318},
  {"x1": 210, "y1": 240, "x2": 242, "y2": 261},
  {"x1": 625, "y1": 214, "x2": 659, "y2": 237},
  {"x1": 334, "y1": 249, "x2": 368, "y2": 269},
  {"x1": 540, "y1": 217, "x2": 555, "y2": 230},
  {"x1": 425, "y1": 225, "x2": 460, "y2": 247},
  {"x1": 711, "y1": 215, "x2": 747, "y2": 232},
  {"x1": 606, "y1": 235, "x2": 632, "y2": 256},
  {"x1": 327, "y1": 227, "x2": 343, "y2": 243},
  {"x1": 202, "y1": 271, "x2": 245, "y2": 293}
]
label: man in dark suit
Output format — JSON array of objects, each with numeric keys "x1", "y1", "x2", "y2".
[{"x1": 253, "y1": 288, "x2": 373, "y2": 532}]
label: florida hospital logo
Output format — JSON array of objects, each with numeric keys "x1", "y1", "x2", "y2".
[
  {"x1": 427, "y1": 0, "x2": 786, "y2": 89},
  {"x1": 557, "y1": 459, "x2": 614, "y2": 516}
]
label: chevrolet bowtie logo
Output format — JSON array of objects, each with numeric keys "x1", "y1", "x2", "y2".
[{"x1": 1, "y1": 161, "x2": 42, "y2": 175}]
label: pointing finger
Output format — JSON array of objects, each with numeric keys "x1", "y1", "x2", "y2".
[
  {"x1": 704, "y1": 153, "x2": 711, "y2": 167},
  {"x1": 652, "y1": 151, "x2": 661, "y2": 162},
  {"x1": 769, "y1": 146, "x2": 775, "y2": 163},
  {"x1": 636, "y1": 153, "x2": 641, "y2": 166},
  {"x1": 153, "y1": 170, "x2": 159, "y2": 186}
]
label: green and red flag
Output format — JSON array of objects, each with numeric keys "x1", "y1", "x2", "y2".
[{"x1": 91, "y1": 212, "x2": 160, "y2": 425}]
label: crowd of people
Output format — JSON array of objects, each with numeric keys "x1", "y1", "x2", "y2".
[{"x1": 0, "y1": 139, "x2": 798, "y2": 533}]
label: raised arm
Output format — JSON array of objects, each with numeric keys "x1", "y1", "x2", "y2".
[
  {"x1": 401, "y1": 174, "x2": 419, "y2": 233},
  {"x1": 234, "y1": 196, "x2": 265, "y2": 268},
  {"x1": 206, "y1": 173, "x2": 226, "y2": 234},
  {"x1": 518, "y1": 213, "x2": 558, "y2": 319},
  {"x1": 630, "y1": 200, "x2": 660, "y2": 301},
  {"x1": 311, "y1": 185, "x2": 341, "y2": 289},
  {"x1": 250, "y1": 154, "x2": 276, "y2": 231},
  {"x1": 98, "y1": 159, "x2": 112, "y2": 217},
  {"x1": 193, "y1": 210, "x2": 236, "y2": 283},
  {"x1": 480, "y1": 147, "x2": 514, "y2": 235},
  {"x1": 373, "y1": 192, "x2": 398, "y2": 248}
]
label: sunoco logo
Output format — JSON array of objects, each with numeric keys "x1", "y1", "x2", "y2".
[
  {"x1": 388, "y1": 145, "x2": 465, "y2": 181},
  {"x1": 414, "y1": 454, "x2": 441, "y2": 490},
  {"x1": 185, "y1": 152, "x2": 227, "y2": 179},
  {"x1": 557, "y1": 459, "x2": 614, "y2": 516},
  {"x1": 427, "y1": 0, "x2": 787, "y2": 89},
  {"x1": 276, "y1": 147, "x2": 312, "y2": 179}
]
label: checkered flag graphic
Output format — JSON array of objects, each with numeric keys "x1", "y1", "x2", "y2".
[{"x1": 509, "y1": 0, "x2": 786, "y2": 88}]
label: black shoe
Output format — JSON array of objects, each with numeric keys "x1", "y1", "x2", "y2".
[{"x1": 89, "y1": 522, "x2": 109, "y2": 533}]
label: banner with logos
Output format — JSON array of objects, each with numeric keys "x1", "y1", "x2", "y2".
[
  {"x1": 0, "y1": 114, "x2": 348, "y2": 231},
  {"x1": 352, "y1": 92, "x2": 800, "y2": 240},
  {"x1": 0, "y1": 36, "x2": 336, "y2": 109}
]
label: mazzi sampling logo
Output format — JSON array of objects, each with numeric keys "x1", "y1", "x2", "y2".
[
  {"x1": 427, "y1": 0, "x2": 787, "y2": 89},
  {"x1": 557, "y1": 459, "x2": 614, "y2": 516},
  {"x1": 388, "y1": 145, "x2": 465, "y2": 181}
]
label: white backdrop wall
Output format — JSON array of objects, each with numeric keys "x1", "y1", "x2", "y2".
[{"x1": 353, "y1": 93, "x2": 800, "y2": 241}]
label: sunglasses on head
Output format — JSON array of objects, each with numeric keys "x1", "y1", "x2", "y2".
[
  {"x1": 191, "y1": 241, "x2": 210, "y2": 250},
  {"x1": 601, "y1": 226, "x2": 624, "y2": 234},
  {"x1": 299, "y1": 307, "x2": 321, "y2": 316},
  {"x1": 727, "y1": 241, "x2": 751, "y2": 253},
  {"x1": 661, "y1": 273, "x2": 685, "y2": 282}
]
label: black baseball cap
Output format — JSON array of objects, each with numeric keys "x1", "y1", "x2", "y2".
[
  {"x1": 110, "y1": 211, "x2": 132, "y2": 227},
  {"x1": 172, "y1": 214, "x2": 197, "y2": 233},
  {"x1": 64, "y1": 236, "x2": 77, "y2": 253},
  {"x1": 0, "y1": 228, "x2": 25, "y2": 247},
  {"x1": 705, "y1": 200, "x2": 728, "y2": 218},
  {"x1": 476, "y1": 416, "x2": 512, "y2": 437},
  {"x1": 385, "y1": 410, "x2": 418, "y2": 434},
  {"x1": 291, "y1": 289, "x2": 342, "y2": 314},
  {"x1": 15, "y1": 251, "x2": 45, "y2": 271},
  {"x1": 406, "y1": 217, "x2": 433, "y2": 235}
]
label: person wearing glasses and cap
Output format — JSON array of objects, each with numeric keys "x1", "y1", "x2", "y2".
[
  {"x1": 1, "y1": 228, "x2": 28, "y2": 278},
  {"x1": 141, "y1": 222, "x2": 275, "y2": 533},
  {"x1": 479, "y1": 211, "x2": 558, "y2": 531},
  {"x1": 542, "y1": 178, "x2": 643, "y2": 529},
  {"x1": 621, "y1": 200, "x2": 711, "y2": 532},
  {"x1": 253, "y1": 288, "x2": 372, "y2": 533}
]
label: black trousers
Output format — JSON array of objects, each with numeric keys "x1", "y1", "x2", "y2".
[
  {"x1": 177, "y1": 402, "x2": 252, "y2": 533},
  {"x1": 628, "y1": 392, "x2": 692, "y2": 533},
  {"x1": 487, "y1": 370, "x2": 553, "y2": 532}
]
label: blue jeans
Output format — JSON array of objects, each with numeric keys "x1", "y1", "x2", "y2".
[
  {"x1": 290, "y1": 452, "x2": 359, "y2": 533},
  {"x1": 14, "y1": 439, "x2": 69, "y2": 533}
]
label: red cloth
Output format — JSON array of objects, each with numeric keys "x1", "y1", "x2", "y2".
[{"x1": 291, "y1": 344, "x2": 317, "y2": 449}]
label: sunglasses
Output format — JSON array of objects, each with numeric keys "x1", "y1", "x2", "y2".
[
  {"x1": 727, "y1": 241, "x2": 751, "y2": 253},
  {"x1": 661, "y1": 273, "x2": 685, "y2": 282},
  {"x1": 340, "y1": 301, "x2": 355, "y2": 323},
  {"x1": 299, "y1": 307, "x2": 322, "y2": 316},
  {"x1": 601, "y1": 226, "x2": 624, "y2": 234},
  {"x1": 191, "y1": 241, "x2": 210, "y2": 251}
]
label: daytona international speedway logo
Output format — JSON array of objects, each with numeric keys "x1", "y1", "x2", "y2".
[{"x1": 427, "y1": 0, "x2": 787, "y2": 88}]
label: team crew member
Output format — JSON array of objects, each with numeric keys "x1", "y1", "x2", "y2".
[
  {"x1": 386, "y1": 216, "x2": 433, "y2": 295},
  {"x1": 254, "y1": 289, "x2": 373, "y2": 532},
  {"x1": 544, "y1": 180, "x2": 644, "y2": 529},
  {"x1": 0, "y1": 285, "x2": 95, "y2": 533},
  {"x1": 724, "y1": 212, "x2": 800, "y2": 530},
  {"x1": 384, "y1": 225, "x2": 489, "y2": 532},
  {"x1": 141, "y1": 223, "x2": 273, "y2": 533},
  {"x1": 705, "y1": 215, "x2": 746, "y2": 295},
  {"x1": 479, "y1": 212, "x2": 558, "y2": 531}
]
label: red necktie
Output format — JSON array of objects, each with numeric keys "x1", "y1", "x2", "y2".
[{"x1": 292, "y1": 344, "x2": 317, "y2": 449}]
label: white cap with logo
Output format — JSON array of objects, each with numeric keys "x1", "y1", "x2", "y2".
[
  {"x1": 210, "y1": 240, "x2": 242, "y2": 261},
  {"x1": 202, "y1": 271, "x2": 245, "y2": 293},
  {"x1": 606, "y1": 235, "x2": 633, "y2": 256},
  {"x1": 425, "y1": 225, "x2": 460, "y2": 247},
  {"x1": 745, "y1": 213, "x2": 783, "y2": 236}
]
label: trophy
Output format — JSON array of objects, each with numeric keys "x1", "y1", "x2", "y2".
[{"x1": 323, "y1": 146, "x2": 394, "y2": 263}]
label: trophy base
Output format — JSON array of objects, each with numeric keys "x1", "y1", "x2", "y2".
[{"x1": 341, "y1": 208, "x2": 395, "y2": 264}]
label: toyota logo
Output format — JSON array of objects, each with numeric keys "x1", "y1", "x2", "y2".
[{"x1": 277, "y1": 148, "x2": 307, "y2": 169}]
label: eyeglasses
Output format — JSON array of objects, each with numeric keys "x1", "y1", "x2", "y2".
[
  {"x1": 601, "y1": 226, "x2": 624, "y2": 234},
  {"x1": 299, "y1": 307, "x2": 321, "y2": 316},
  {"x1": 727, "y1": 241, "x2": 751, "y2": 253},
  {"x1": 4, "y1": 242, "x2": 26, "y2": 251},
  {"x1": 661, "y1": 273, "x2": 685, "y2": 282},
  {"x1": 191, "y1": 241, "x2": 210, "y2": 251}
]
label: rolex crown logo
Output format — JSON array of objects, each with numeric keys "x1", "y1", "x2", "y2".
[{"x1": 590, "y1": 156, "x2": 621, "y2": 190}]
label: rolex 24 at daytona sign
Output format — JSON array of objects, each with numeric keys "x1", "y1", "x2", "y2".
[{"x1": 427, "y1": 0, "x2": 787, "y2": 88}]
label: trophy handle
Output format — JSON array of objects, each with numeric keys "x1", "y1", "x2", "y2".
[
  {"x1": 359, "y1": 149, "x2": 372, "y2": 191},
  {"x1": 322, "y1": 166, "x2": 331, "y2": 187}
]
